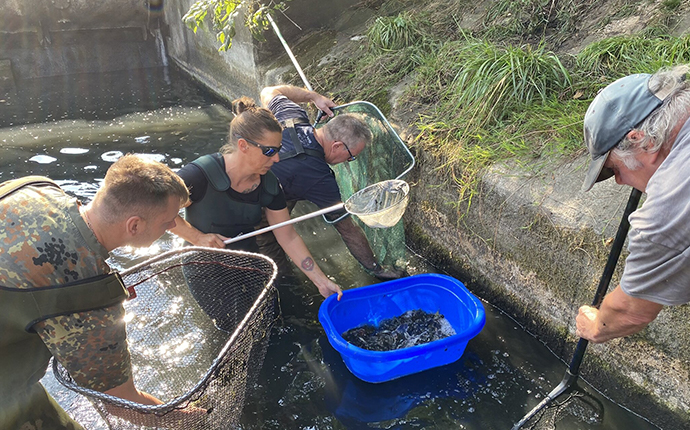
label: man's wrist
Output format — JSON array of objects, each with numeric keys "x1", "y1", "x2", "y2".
[{"x1": 366, "y1": 261, "x2": 381, "y2": 273}]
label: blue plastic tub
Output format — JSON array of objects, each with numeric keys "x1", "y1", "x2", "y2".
[{"x1": 319, "y1": 273, "x2": 486, "y2": 383}]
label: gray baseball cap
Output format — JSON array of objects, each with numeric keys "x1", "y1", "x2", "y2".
[{"x1": 582, "y1": 73, "x2": 666, "y2": 192}]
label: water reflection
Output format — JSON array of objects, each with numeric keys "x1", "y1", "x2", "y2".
[{"x1": 0, "y1": 68, "x2": 660, "y2": 430}]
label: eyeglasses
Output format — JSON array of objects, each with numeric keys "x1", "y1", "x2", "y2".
[
  {"x1": 342, "y1": 142, "x2": 356, "y2": 162},
  {"x1": 237, "y1": 135, "x2": 282, "y2": 157}
]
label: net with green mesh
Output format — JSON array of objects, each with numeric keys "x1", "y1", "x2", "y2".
[
  {"x1": 53, "y1": 247, "x2": 278, "y2": 430},
  {"x1": 317, "y1": 102, "x2": 415, "y2": 267}
]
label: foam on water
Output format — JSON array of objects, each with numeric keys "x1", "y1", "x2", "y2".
[{"x1": 60, "y1": 147, "x2": 90, "y2": 154}]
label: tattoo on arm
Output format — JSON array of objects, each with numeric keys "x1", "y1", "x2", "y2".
[{"x1": 301, "y1": 257, "x2": 315, "y2": 271}]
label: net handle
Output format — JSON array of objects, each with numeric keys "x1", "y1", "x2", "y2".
[
  {"x1": 223, "y1": 179, "x2": 409, "y2": 245},
  {"x1": 224, "y1": 203, "x2": 344, "y2": 245}
]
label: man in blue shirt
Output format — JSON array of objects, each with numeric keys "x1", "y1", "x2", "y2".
[{"x1": 259, "y1": 85, "x2": 403, "y2": 280}]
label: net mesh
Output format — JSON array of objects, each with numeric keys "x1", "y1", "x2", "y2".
[
  {"x1": 318, "y1": 102, "x2": 414, "y2": 266},
  {"x1": 521, "y1": 390, "x2": 604, "y2": 430},
  {"x1": 53, "y1": 247, "x2": 278, "y2": 430},
  {"x1": 345, "y1": 179, "x2": 410, "y2": 228}
]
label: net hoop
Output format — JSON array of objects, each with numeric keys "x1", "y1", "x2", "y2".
[
  {"x1": 53, "y1": 246, "x2": 278, "y2": 418},
  {"x1": 345, "y1": 179, "x2": 410, "y2": 228}
]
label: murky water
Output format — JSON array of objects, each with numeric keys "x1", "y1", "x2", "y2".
[{"x1": 1, "y1": 68, "x2": 660, "y2": 429}]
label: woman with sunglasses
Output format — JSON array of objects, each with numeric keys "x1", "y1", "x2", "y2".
[{"x1": 170, "y1": 97, "x2": 341, "y2": 299}]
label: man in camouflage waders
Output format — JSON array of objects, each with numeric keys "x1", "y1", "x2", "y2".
[{"x1": 0, "y1": 154, "x2": 189, "y2": 430}]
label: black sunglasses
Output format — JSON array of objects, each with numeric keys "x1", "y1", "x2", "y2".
[
  {"x1": 342, "y1": 141, "x2": 356, "y2": 162},
  {"x1": 237, "y1": 135, "x2": 282, "y2": 157}
]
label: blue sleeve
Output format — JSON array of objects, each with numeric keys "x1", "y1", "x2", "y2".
[
  {"x1": 270, "y1": 156, "x2": 343, "y2": 212},
  {"x1": 305, "y1": 173, "x2": 343, "y2": 209}
]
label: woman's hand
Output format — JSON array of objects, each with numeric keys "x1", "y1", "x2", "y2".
[
  {"x1": 315, "y1": 278, "x2": 342, "y2": 300},
  {"x1": 195, "y1": 233, "x2": 228, "y2": 248}
]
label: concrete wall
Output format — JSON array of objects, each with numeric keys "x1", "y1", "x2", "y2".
[
  {"x1": 0, "y1": 0, "x2": 164, "y2": 83},
  {"x1": 0, "y1": 0, "x2": 362, "y2": 97},
  {"x1": 401, "y1": 147, "x2": 690, "y2": 429},
  {"x1": 163, "y1": 0, "x2": 362, "y2": 102},
  {"x1": 1, "y1": 0, "x2": 152, "y2": 33},
  {"x1": 163, "y1": 0, "x2": 261, "y2": 102}
]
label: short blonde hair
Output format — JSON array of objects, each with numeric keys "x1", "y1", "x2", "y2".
[{"x1": 97, "y1": 154, "x2": 189, "y2": 221}]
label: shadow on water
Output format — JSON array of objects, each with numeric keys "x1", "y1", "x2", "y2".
[{"x1": 0, "y1": 67, "x2": 660, "y2": 429}]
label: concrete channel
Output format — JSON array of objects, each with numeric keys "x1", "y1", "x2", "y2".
[{"x1": 1, "y1": 0, "x2": 687, "y2": 427}]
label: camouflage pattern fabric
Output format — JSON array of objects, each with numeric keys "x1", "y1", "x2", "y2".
[
  {"x1": 0, "y1": 184, "x2": 131, "y2": 429},
  {"x1": 0, "y1": 383, "x2": 85, "y2": 430}
]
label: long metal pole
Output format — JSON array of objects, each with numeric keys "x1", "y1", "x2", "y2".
[
  {"x1": 224, "y1": 203, "x2": 344, "y2": 245},
  {"x1": 511, "y1": 187, "x2": 642, "y2": 430},
  {"x1": 267, "y1": 14, "x2": 312, "y2": 91}
]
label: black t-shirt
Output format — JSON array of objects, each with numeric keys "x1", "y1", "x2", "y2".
[{"x1": 178, "y1": 153, "x2": 287, "y2": 211}]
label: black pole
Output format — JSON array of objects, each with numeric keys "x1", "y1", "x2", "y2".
[{"x1": 511, "y1": 188, "x2": 642, "y2": 430}]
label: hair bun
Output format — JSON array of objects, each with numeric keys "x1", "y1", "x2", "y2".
[{"x1": 231, "y1": 96, "x2": 257, "y2": 115}]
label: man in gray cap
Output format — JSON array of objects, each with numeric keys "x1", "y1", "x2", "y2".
[{"x1": 577, "y1": 65, "x2": 690, "y2": 343}]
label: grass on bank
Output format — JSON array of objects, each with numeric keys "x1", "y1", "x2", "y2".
[
  {"x1": 307, "y1": 3, "x2": 690, "y2": 206},
  {"x1": 481, "y1": 0, "x2": 596, "y2": 45},
  {"x1": 576, "y1": 34, "x2": 690, "y2": 86},
  {"x1": 409, "y1": 34, "x2": 577, "y2": 200},
  {"x1": 310, "y1": 9, "x2": 434, "y2": 113}
]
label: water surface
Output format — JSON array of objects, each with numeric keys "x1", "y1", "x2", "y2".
[{"x1": 0, "y1": 67, "x2": 660, "y2": 430}]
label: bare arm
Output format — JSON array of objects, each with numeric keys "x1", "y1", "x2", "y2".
[
  {"x1": 266, "y1": 208, "x2": 342, "y2": 299},
  {"x1": 105, "y1": 378, "x2": 161, "y2": 404},
  {"x1": 260, "y1": 85, "x2": 336, "y2": 117},
  {"x1": 333, "y1": 217, "x2": 377, "y2": 269},
  {"x1": 333, "y1": 217, "x2": 405, "y2": 280},
  {"x1": 575, "y1": 285, "x2": 663, "y2": 343},
  {"x1": 168, "y1": 214, "x2": 227, "y2": 248},
  {"x1": 104, "y1": 379, "x2": 207, "y2": 428}
]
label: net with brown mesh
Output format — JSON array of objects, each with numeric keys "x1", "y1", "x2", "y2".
[
  {"x1": 520, "y1": 389, "x2": 604, "y2": 430},
  {"x1": 53, "y1": 247, "x2": 278, "y2": 429}
]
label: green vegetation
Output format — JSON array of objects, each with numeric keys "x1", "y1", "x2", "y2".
[
  {"x1": 408, "y1": 37, "x2": 574, "y2": 199},
  {"x1": 183, "y1": 0, "x2": 287, "y2": 51},
  {"x1": 575, "y1": 34, "x2": 690, "y2": 86},
  {"x1": 311, "y1": 12, "x2": 433, "y2": 116},
  {"x1": 183, "y1": 0, "x2": 690, "y2": 206},
  {"x1": 481, "y1": 0, "x2": 594, "y2": 44},
  {"x1": 306, "y1": 0, "x2": 690, "y2": 206},
  {"x1": 367, "y1": 11, "x2": 425, "y2": 53},
  {"x1": 662, "y1": 0, "x2": 681, "y2": 12}
]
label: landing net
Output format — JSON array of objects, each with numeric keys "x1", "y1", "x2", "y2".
[
  {"x1": 317, "y1": 102, "x2": 415, "y2": 266},
  {"x1": 521, "y1": 389, "x2": 603, "y2": 429},
  {"x1": 345, "y1": 179, "x2": 410, "y2": 229},
  {"x1": 53, "y1": 247, "x2": 278, "y2": 430}
]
